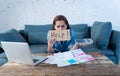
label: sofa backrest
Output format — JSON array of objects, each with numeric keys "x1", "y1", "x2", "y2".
[
  {"x1": 70, "y1": 24, "x2": 89, "y2": 39},
  {"x1": 0, "y1": 29, "x2": 26, "y2": 47},
  {"x1": 24, "y1": 24, "x2": 89, "y2": 45},
  {"x1": 25, "y1": 24, "x2": 52, "y2": 44},
  {"x1": 25, "y1": 25, "x2": 52, "y2": 32}
]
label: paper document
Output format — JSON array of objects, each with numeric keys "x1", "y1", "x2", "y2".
[
  {"x1": 71, "y1": 49, "x2": 94, "y2": 63},
  {"x1": 44, "y1": 49, "x2": 94, "y2": 67},
  {"x1": 43, "y1": 54, "x2": 56, "y2": 64},
  {"x1": 54, "y1": 51, "x2": 78, "y2": 67}
]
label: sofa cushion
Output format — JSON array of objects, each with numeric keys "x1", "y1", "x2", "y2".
[
  {"x1": 28, "y1": 32, "x2": 47, "y2": 44},
  {"x1": 70, "y1": 24, "x2": 89, "y2": 38},
  {"x1": 0, "y1": 29, "x2": 26, "y2": 47},
  {"x1": 25, "y1": 25, "x2": 52, "y2": 32},
  {"x1": 25, "y1": 25, "x2": 52, "y2": 44},
  {"x1": 0, "y1": 52, "x2": 7, "y2": 58},
  {"x1": 106, "y1": 55, "x2": 117, "y2": 64},
  {"x1": 0, "y1": 58, "x2": 8, "y2": 66},
  {"x1": 78, "y1": 44, "x2": 101, "y2": 52},
  {"x1": 29, "y1": 44, "x2": 48, "y2": 54},
  {"x1": 0, "y1": 52, "x2": 8, "y2": 66},
  {"x1": 102, "y1": 49, "x2": 114, "y2": 56},
  {"x1": 79, "y1": 44, "x2": 114, "y2": 55},
  {"x1": 91, "y1": 21, "x2": 112, "y2": 50},
  {"x1": 76, "y1": 32, "x2": 86, "y2": 39}
]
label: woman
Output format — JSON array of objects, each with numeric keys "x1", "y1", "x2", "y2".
[{"x1": 47, "y1": 15, "x2": 78, "y2": 53}]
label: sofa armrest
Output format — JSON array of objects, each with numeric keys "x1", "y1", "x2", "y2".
[{"x1": 108, "y1": 30, "x2": 120, "y2": 64}]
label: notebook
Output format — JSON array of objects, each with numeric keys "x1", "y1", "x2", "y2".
[{"x1": 1, "y1": 41, "x2": 48, "y2": 66}]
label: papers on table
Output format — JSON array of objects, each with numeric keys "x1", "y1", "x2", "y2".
[
  {"x1": 54, "y1": 51, "x2": 79, "y2": 67},
  {"x1": 43, "y1": 55, "x2": 56, "y2": 64},
  {"x1": 71, "y1": 49, "x2": 94, "y2": 63},
  {"x1": 44, "y1": 49, "x2": 94, "y2": 67}
]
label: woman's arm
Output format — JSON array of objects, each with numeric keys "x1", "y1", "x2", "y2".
[
  {"x1": 47, "y1": 39, "x2": 56, "y2": 53},
  {"x1": 67, "y1": 30, "x2": 78, "y2": 50}
]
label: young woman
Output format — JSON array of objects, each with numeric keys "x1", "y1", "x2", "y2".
[{"x1": 47, "y1": 15, "x2": 78, "y2": 53}]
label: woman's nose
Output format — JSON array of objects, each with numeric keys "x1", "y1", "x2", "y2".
[
  {"x1": 59, "y1": 27, "x2": 63, "y2": 30},
  {"x1": 60, "y1": 27, "x2": 65, "y2": 30}
]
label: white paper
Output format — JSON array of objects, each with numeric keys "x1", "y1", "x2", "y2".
[
  {"x1": 43, "y1": 55, "x2": 56, "y2": 64},
  {"x1": 44, "y1": 49, "x2": 94, "y2": 67},
  {"x1": 54, "y1": 51, "x2": 78, "y2": 67},
  {"x1": 71, "y1": 49, "x2": 94, "y2": 63}
]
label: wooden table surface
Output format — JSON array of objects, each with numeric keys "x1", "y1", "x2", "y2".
[{"x1": 0, "y1": 52, "x2": 120, "y2": 76}]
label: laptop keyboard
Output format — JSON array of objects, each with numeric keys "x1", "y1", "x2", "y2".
[
  {"x1": 32, "y1": 55, "x2": 47, "y2": 63},
  {"x1": 33, "y1": 59, "x2": 39, "y2": 63},
  {"x1": 32, "y1": 55, "x2": 43, "y2": 59}
]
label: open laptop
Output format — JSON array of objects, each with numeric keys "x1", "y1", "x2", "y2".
[{"x1": 1, "y1": 41, "x2": 48, "y2": 66}]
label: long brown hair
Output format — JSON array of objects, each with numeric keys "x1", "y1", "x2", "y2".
[{"x1": 52, "y1": 15, "x2": 70, "y2": 30}]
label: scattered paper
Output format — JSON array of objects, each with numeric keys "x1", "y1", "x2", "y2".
[{"x1": 44, "y1": 49, "x2": 94, "y2": 67}]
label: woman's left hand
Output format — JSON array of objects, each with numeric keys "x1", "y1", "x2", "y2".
[
  {"x1": 79, "y1": 43, "x2": 89, "y2": 46},
  {"x1": 71, "y1": 43, "x2": 79, "y2": 50}
]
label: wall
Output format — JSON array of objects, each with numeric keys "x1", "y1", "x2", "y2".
[{"x1": 0, "y1": 0, "x2": 120, "y2": 32}]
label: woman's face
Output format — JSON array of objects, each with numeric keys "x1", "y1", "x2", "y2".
[{"x1": 54, "y1": 20, "x2": 67, "y2": 30}]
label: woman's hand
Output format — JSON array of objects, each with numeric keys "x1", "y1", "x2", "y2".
[
  {"x1": 79, "y1": 43, "x2": 89, "y2": 46},
  {"x1": 48, "y1": 39, "x2": 56, "y2": 53},
  {"x1": 48, "y1": 39, "x2": 56, "y2": 47},
  {"x1": 71, "y1": 43, "x2": 79, "y2": 50}
]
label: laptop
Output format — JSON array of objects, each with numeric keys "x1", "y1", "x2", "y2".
[{"x1": 1, "y1": 41, "x2": 48, "y2": 66}]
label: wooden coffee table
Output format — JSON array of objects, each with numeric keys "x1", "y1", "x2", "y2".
[{"x1": 0, "y1": 52, "x2": 120, "y2": 76}]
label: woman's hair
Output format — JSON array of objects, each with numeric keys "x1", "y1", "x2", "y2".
[{"x1": 52, "y1": 15, "x2": 70, "y2": 30}]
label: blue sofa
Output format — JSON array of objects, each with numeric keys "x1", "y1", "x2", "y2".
[{"x1": 0, "y1": 21, "x2": 120, "y2": 66}]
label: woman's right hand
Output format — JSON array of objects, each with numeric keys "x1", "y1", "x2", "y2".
[
  {"x1": 48, "y1": 39, "x2": 56, "y2": 52},
  {"x1": 48, "y1": 39, "x2": 56, "y2": 47}
]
